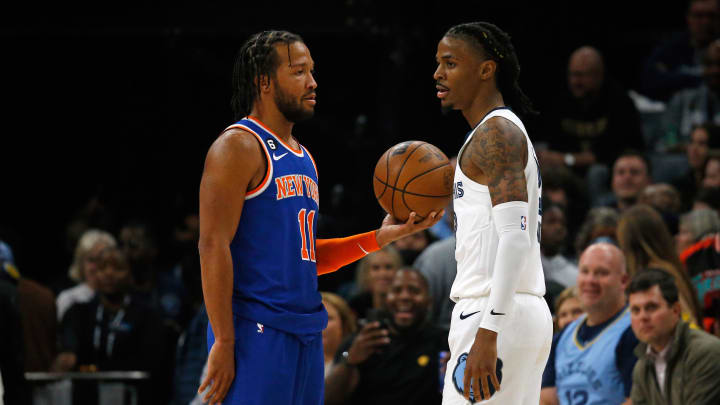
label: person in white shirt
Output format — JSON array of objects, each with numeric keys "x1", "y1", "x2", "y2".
[{"x1": 434, "y1": 21, "x2": 553, "y2": 404}]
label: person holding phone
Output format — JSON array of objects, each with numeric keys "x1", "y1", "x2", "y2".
[{"x1": 325, "y1": 268, "x2": 449, "y2": 405}]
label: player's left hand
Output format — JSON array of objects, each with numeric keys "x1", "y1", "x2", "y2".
[
  {"x1": 375, "y1": 210, "x2": 445, "y2": 248},
  {"x1": 464, "y1": 328, "x2": 501, "y2": 402}
]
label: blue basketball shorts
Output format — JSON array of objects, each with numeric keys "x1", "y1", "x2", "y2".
[{"x1": 207, "y1": 317, "x2": 324, "y2": 405}]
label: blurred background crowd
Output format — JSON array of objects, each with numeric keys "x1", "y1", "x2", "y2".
[{"x1": 4, "y1": 0, "x2": 720, "y2": 404}]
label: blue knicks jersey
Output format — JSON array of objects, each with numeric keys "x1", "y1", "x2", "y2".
[
  {"x1": 228, "y1": 117, "x2": 326, "y2": 337},
  {"x1": 555, "y1": 309, "x2": 631, "y2": 405}
]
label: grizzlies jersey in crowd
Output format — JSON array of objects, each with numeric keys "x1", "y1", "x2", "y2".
[
  {"x1": 226, "y1": 117, "x2": 326, "y2": 336},
  {"x1": 555, "y1": 309, "x2": 631, "y2": 405},
  {"x1": 451, "y1": 107, "x2": 545, "y2": 301}
]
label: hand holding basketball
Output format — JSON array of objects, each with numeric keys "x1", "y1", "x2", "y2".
[{"x1": 373, "y1": 141, "x2": 454, "y2": 222}]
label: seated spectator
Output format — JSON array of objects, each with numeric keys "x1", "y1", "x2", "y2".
[
  {"x1": 554, "y1": 286, "x2": 584, "y2": 332},
  {"x1": 413, "y1": 234, "x2": 456, "y2": 331},
  {"x1": 541, "y1": 201, "x2": 578, "y2": 288},
  {"x1": 538, "y1": 46, "x2": 644, "y2": 177},
  {"x1": 662, "y1": 39, "x2": 720, "y2": 150},
  {"x1": 325, "y1": 268, "x2": 448, "y2": 405},
  {"x1": 680, "y1": 233, "x2": 720, "y2": 335},
  {"x1": 598, "y1": 151, "x2": 653, "y2": 212},
  {"x1": 629, "y1": 268, "x2": 720, "y2": 404},
  {"x1": 638, "y1": 183, "x2": 683, "y2": 218},
  {"x1": 693, "y1": 185, "x2": 720, "y2": 210},
  {"x1": 617, "y1": 204, "x2": 703, "y2": 326},
  {"x1": 574, "y1": 207, "x2": 620, "y2": 255},
  {"x1": 640, "y1": 0, "x2": 720, "y2": 102},
  {"x1": 0, "y1": 277, "x2": 30, "y2": 405},
  {"x1": 119, "y1": 221, "x2": 188, "y2": 333},
  {"x1": 321, "y1": 292, "x2": 357, "y2": 377},
  {"x1": 56, "y1": 229, "x2": 117, "y2": 321},
  {"x1": 170, "y1": 253, "x2": 207, "y2": 405},
  {"x1": 541, "y1": 166, "x2": 589, "y2": 250},
  {"x1": 540, "y1": 243, "x2": 639, "y2": 405},
  {"x1": 55, "y1": 246, "x2": 169, "y2": 403},
  {"x1": 671, "y1": 123, "x2": 720, "y2": 209},
  {"x1": 348, "y1": 245, "x2": 403, "y2": 320},
  {"x1": 702, "y1": 153, "x2": 720, "y2": 188},
  {"x1": 676, "y1": 208, "x2": 720, "y2": 256},
  {"x1": 0, "y1": 240, "x2": 56, "y2": 372},
  {"x1": 393, "y1": 229, "x2": 433, "y2": 265},
  {"x1": 638, "y1": 183, "x2": 683, "y2": 234}
]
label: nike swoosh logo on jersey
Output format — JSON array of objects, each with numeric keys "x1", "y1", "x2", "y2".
[
  {"x1": 459, "y1": 310, "x2": 481, "y2": 320},
  {"x1": 273, "y1": 152, "x2": 288, "y2": 161},
  {"x1": 490, "y1": 309, "x2": 506, "y2": 316}
]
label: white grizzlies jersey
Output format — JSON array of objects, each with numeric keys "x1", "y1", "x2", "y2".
[{"x1": 450, "y1": 108, "x2": 545, "y2": 302}]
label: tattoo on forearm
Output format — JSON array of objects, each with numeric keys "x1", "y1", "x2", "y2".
[{"x1": 468, "y1": 118, "x2": 528, "y2": 206}]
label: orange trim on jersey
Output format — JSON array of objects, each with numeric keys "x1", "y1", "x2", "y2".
[
  {"x1": 316, "y1": 231, "x2": 380, "y2": 275},
  {"x1": 247, "y1": 116, "x2": 303, "y2": 154},
  {"x1": 226, "y1": 123, "x2": 273, "y2": 198},
  {"x1": 304, "y1": 146, "x2": 319, "y2": 180},
  {"x1": 680, "y1": 235, "x2": 715, "y2": 264}
]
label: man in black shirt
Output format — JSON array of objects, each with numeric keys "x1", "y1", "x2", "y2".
[
  {"x1": 325, "y1": 268, "x2": 449, "y2": 405},
  {"x1": 55, "y1": 247, "x2": 169, "y2": 404}
]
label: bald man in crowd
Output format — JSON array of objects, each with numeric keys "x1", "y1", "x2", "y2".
[
  {"x1": 540, "y1": 243, "x2": 639, "y2": 405},
  {"x1": 538, "y1": 46, "x2": 644, "y2": 177}
]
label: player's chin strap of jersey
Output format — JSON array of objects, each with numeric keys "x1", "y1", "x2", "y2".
[{"x1": 479, "y1": 201, "x2": 531, "y2": 333}]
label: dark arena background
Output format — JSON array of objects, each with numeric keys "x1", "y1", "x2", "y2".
[{"x1": 2, "y1": 0, "x2": 686, "y2": 292}]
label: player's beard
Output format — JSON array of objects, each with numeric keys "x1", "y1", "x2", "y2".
[{"x1": 275, "y1": 86, "x2": 315, "y2": 123}]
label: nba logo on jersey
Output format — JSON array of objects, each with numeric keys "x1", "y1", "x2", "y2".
[{"x1": 520, "y1": 216, "x2": 527, "y2": 230}]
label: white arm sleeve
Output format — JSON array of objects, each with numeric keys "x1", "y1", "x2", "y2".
[{"x1": 478, "y1": 201, "x2": 531, "y2": 333}]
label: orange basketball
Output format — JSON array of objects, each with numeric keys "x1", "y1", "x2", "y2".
[{"x1": 373, "y1": 141, "x2": 454, "y2": 222}]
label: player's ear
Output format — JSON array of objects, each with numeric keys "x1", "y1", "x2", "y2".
[
  {"x1": 479, "y1": 60, "x2": 497, "y2": 81},
  {"x1": 257, "y1": 74, "x2": 271, "y2": 93}
]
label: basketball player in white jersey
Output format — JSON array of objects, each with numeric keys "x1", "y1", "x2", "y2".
[{"x1": 434, "y1": 22, "x2": 553, "y2": 404}]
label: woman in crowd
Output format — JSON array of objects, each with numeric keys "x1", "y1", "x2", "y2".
[
  {"x1": 617, "y1": 204, "x2": 702, "y2": 326},
  {"x1": 348, "y1": 245, "x2": 403, "y2": 320},
  {"x1": 554, "y1": 286, "x2": 584, "y2": 332},
  {"x1": 321, "y1": 292, "x2": 357, "y2": 377},
  {"x1": 55, "y1": 229, "x2": 116, "y2": 321}
]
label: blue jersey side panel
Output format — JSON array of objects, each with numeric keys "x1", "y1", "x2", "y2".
[
  {"x1": 555, "y1": 309, "x2": 631, "y2": 405},
  {"x1": 229, "y1": 117, "x2": 326, "y2": 336}
]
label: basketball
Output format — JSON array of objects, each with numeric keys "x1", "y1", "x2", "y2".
[{"x1": 373, "y1": 141, "x2": 454, "y2": 222}]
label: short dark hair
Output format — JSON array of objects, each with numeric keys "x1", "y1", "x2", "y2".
[
  {"x1": 627, "y1": 268, "x2": 679, "y2": 305},
  {"x1": 231, "y1": 30, "x2": 304, "y2": 120},
  {"x1": 614, "y1": 150, "x2": 652, "y2": 174}
]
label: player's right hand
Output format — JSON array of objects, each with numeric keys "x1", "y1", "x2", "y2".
[
  {"x1": 346, "y1": 321, "x2": 391, "y2": 365},
  {"x1": 199, "y1": 340, "x2": 235, "y2": 405}
]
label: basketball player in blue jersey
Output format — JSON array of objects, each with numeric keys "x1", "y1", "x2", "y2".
[
  {"x1": 197, "y1": 30, "x2": 443, "y2": 405},
  {"x1": 433, "y1": 22, "x2": 553, "y2": 404}
]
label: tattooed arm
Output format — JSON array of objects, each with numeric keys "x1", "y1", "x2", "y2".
[
  {"x1": 462, "y1": 116, "x2": 528, "y2": 204},
  {"x1": 459, "y1": 117, "x2": 532, "y2": 401}
]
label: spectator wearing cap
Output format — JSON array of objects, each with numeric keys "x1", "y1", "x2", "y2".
[{"x1": 629, "y1": 268, "x2": 720, "y2": 404}]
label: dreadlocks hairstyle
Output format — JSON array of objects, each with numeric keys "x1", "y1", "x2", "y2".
[
  {"x1": 445, "y1": 22, "x2": 537, "y2": 117},
  {"x1": 231, "y1": 30, "x2": 304, "y2": 120}
]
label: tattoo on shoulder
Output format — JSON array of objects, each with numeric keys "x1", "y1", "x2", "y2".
[{"x1": 468, "y1": 118, "x2": 528, "y2": 205}]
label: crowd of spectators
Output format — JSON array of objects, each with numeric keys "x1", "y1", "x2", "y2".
[{"x1": 4, "y1": 1, "x2": 720, "y2": 404}]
